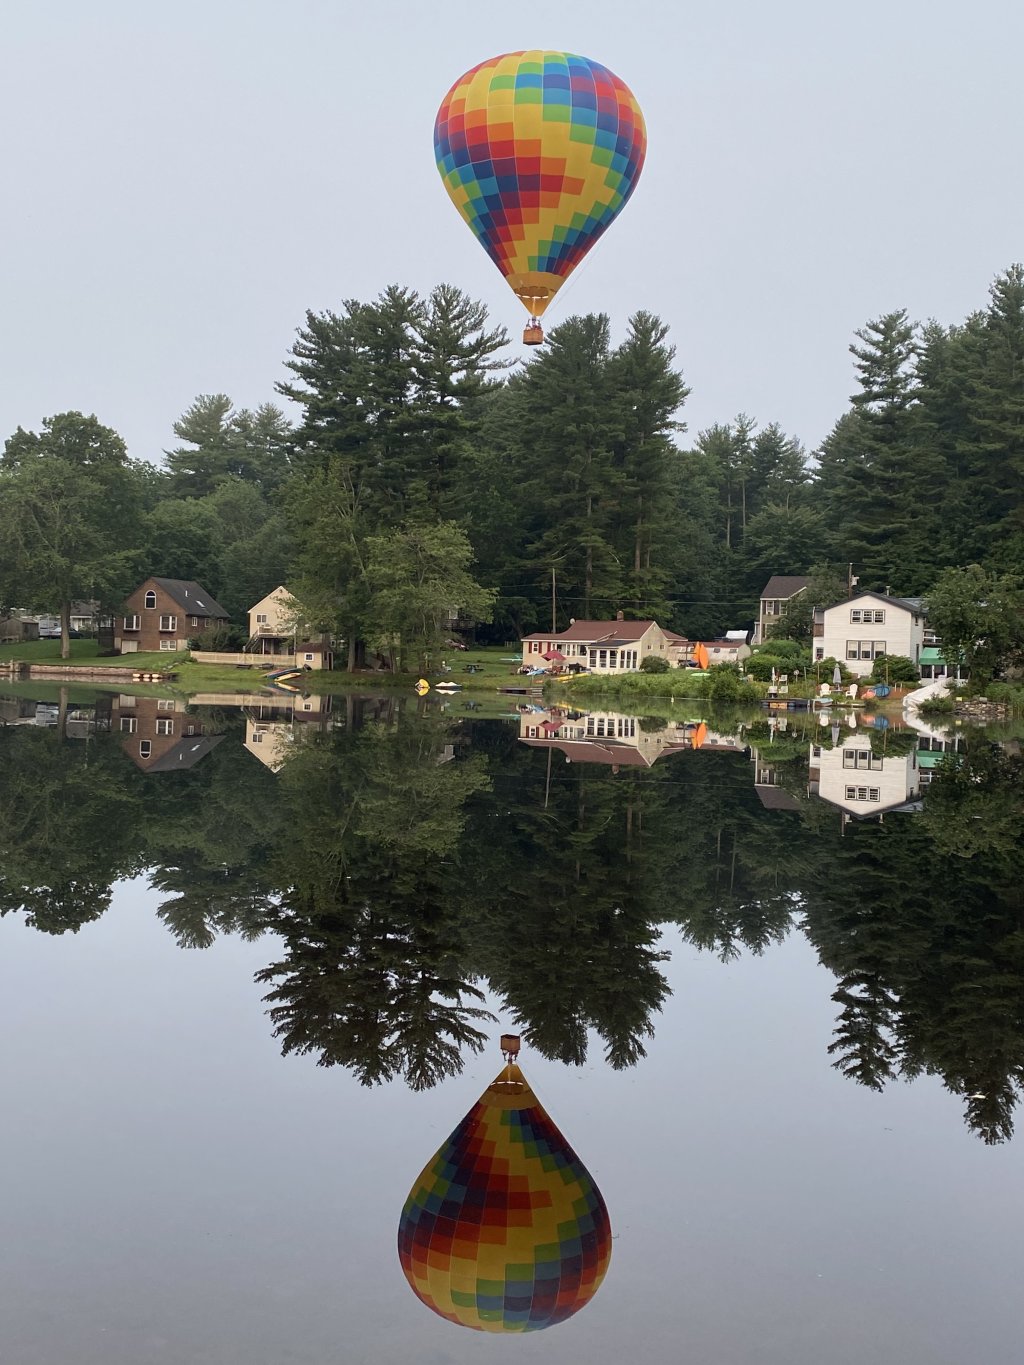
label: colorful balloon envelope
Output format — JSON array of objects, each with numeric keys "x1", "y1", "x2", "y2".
[
  {"x1": 398, "y1": 1059, "x2": 612, "y2": 1332},
  {"x1": 434, "y1": 51, "x2": 647, "y2": 339}
]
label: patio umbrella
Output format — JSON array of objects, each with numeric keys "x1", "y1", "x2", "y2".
[
  {"x1": 542, "y1": 649, "x2": 566, "y2": 662},
  {"x1": 832, "y1": 663, "x2": 842, "y2": 688}
]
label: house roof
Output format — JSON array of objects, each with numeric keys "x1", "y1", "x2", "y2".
[
  {"x1": 760, "y1": 576, "x2": 810, "y2": 600},
  {"x1": 149, "y1": 578, "x2": 230, "y2": 619},
  {"x1": 521, "y1": 737, "x2": 688, "y2": 768},
  {"x1": 828, "y1": 591, "x2": 926, "y2": 616},
  {"x1": 755, "y1": 785, "x2": 801, "y2": 811},
  {"x1": 142, "y1": 735, "x2": 224, "y2": 772},
  {"x1": 522, "y1": 619, "x2": 658, "y2": 644}
]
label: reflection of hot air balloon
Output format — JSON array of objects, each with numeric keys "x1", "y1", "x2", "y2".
[
  {"x1": 398, "y1": 1039, "x2": 611, "y2": 1332},
  {"x1": 434, "y1": 51, "x2": 647, "y2": 345}
]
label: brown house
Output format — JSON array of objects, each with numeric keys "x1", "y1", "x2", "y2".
[{"x1": 114, "y1": 577, "x2": 230, "y2": 654}]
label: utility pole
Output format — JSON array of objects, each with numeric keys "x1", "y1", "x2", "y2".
[{"x1": 551, "y1": 565, "x2": 557, "y2": 633}]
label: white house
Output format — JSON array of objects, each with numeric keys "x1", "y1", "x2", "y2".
[
  {"x1": 818, "y1": 592, "x2": 926, "y2": 678},
  {"x1": 520, "y1": 619, "x2": 687, "y2": 674}
]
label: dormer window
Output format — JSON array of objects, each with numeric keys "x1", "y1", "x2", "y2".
[{"x1": 145, "y1": 590, "x2": 156, "y2": 609}]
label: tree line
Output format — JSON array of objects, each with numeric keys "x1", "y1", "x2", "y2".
[{"x1": 2, "y1": 266, "x2": 1023, "y2": 662}]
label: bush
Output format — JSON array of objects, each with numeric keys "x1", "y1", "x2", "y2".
[
  {"x1": 707, "y1": 662, "x2": 755, "y2": 702},
  {"x1": 638, "y1": 715, "x2": 668, "y2": 732},
  {"x1": 870, "y1": 654, "x2": 918, "y2": 685},
  {"x1": 639, "y1": 654, "x2": 671, "y2": 673}
]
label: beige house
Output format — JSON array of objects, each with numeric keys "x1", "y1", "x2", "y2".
[
  {"x1": 520, "y1": 618, "x2": 686, "y2": 674},
  {"x1": 247, "y1": 587, "x2": 333, "y2": 669},
  {"x1": 818, "y1": 592, "x2": 926, "y2": 678}
]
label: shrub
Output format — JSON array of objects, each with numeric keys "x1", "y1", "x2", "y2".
[
  {"x1": 639, "y1": 654, "x2": 671, "y2": 673},
  {"x1": 870, "y1": 654, "x2": 918, "y2": 685}
]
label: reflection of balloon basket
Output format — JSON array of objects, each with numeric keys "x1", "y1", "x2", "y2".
[{"x1": 523, "y1": 320, "x2": 544, "y2": 346}]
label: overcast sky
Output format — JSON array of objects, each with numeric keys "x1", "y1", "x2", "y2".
[{"x1": 3, "y1": 0, "x2": 1022, "y2": 465}]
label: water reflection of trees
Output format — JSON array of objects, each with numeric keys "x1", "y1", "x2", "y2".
[{"x1": 2, "y1": 706, "x2": 1023, "y2": 1142}]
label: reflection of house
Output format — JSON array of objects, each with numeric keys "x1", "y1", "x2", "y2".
[
  {"x1": 518, "y1": 708, "x2": 710, "y2": 768},
  {"x1": 246, "y1": 586, "x2": 334, "y2": 668},
  {"x1": 111, "y1": 695, "x2": 221, "y2": 772},
  {"x1": 818, "y1": 592, "x2": 926, "y2": 678},
  {"x1": 754, "y1": 575, "x2": 809, "y2": 645},
  {"x1": 520, "y1": 618, "x2": 686, "y2": 674},
  {"x1": 748, "y1": 744, "x2": 801, "y2": 811},
  {"x1": 808, "y1": 733, "x2": 921, "y2": 818},
  {"x1": 115, "y1": 578, "x2": 230, "y2": 654},
  {"x1": 243, "y1": 695, "x2": 333, "y2": 771}
]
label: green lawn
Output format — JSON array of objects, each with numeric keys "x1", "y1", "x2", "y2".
[{"x1": 0, "y1": 639, "x2": 534, "y2": 700}]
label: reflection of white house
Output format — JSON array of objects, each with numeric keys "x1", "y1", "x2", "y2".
[
  {"x1": 520, "y1": 619, "x2": 688, "y2": 674},
  {"x1": 808, "y1": 733, "x2": 921, "y2": 818},
  {"x1": 818, "y1": 592, "x2": 926, "y2": 678}
]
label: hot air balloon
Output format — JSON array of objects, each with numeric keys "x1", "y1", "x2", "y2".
[
  {"x1": 434, "y1": 50, "x2": 647, "y2": 345},
  {"x1": 398, "y1": 1037, "x2": 612, "y2": 1332},
  {"x1": 693, "y1": 642, "x2": 710, "y2": 671}
]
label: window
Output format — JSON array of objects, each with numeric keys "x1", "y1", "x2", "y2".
[
  {"x1": 872, "y1": 609, "x2": 885, "y2": 623},
  {"x1": 185, "y1": 725, "x2": 196, "y2": 736},
  {"x1": 159, "y1": 639, "x2": 176, "y2": 651},
  {"x1": 119, "y1": 716, "x2": 136, "y2": 734},
  {"x1": 256, "y1": 613, "x2": 268, "y2": 624},
  {"x1": 873, "y1": 641, "x2": 886, "y2": 658},
  {"x1": 589, "y1": 649, "x2": 597, "y2": 667},
  {"x1": 843, "y1": 750, "x2": 882, "y2": 771},
  {"x1": 139, "y1": 740, "x2": 152, "y2": 759},
  {"x1": 609, "y1": 651, "x2": 617, "y2": 669},
  {"x1": 123, "y1": 614, "x2": 140, "y2": 631},
  {"x1": 846, "y1": 640, "x2": 860, "y2": 660},
  {"x1": 598, "y1": 650, "x2": 607, "y2": 668},
  {"x1": 845, "y1": 785, "x2": 881, "y2": 802},
  {"x1": 815, "y1": 647, "x2": 824, "y2": 660},
  {"x1": 159, "y1": 614, "x2": 177, "y2": 631},
  {"x1": 190, "y1": 616, "x2": 199, "y2": 627},
  {"x1": 156, "y1": 718, "x2": 174, "y2": 736},
  {"x1": 304, "y1": 652, "x2": 314, "y2": 662},
  {"x1": 144, "y1": 591, "x2": 156, "y2": 609},
  {"x1": 157, "y1": 699, "x2": 175, "y2": 710},
  {"x1": 850, "y1": 609, "x2": 862, "y2": 622},
  {"x1": 251, "y1": 730, "x2": 264, "y2": 744},
  {"x1": 303, "y1": 701, "x2": 312, "y2": 711}
]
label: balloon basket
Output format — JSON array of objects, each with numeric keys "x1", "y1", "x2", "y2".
[{"x1": 523, "y1": 321, "x2": 544, "y2": 346}]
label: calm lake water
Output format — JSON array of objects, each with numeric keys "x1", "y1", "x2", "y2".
[{"x1": 2, "y1": 690, "x2": 1022, "y2": 1365}]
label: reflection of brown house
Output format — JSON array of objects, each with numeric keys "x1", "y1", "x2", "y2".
[
  {"x1": 111, "y1": 695, "x2": 220, "y2": 772},
  {"x1": 114, "y1": 577, "x2": 230, "y2": 654}
]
